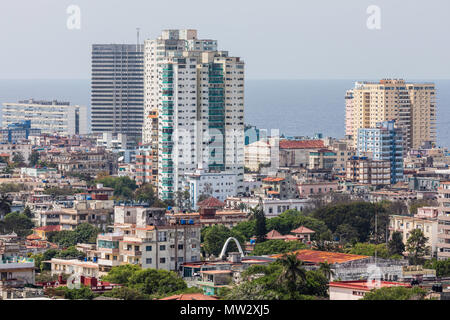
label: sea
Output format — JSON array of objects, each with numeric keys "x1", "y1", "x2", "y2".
[{"x1": 0, "y1": 79, "x2": 449, "y2": 148}]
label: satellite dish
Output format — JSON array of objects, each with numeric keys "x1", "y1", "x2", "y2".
[{"x1": 118, "y1": 156, "x2": 124, "y2": 162}]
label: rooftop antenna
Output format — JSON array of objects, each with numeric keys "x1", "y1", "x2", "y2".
[{"x1": 136, "y1": 27, "x2": 141, "y2": 50}]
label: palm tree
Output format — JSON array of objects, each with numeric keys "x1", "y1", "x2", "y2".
[
  {"x1": 277, "y1": 254, "x2": 306, "y2": 297},
  {"x1": 318, "y1": 261, "x2": 335, "y2": 281},
  {"x1": 0, "y1": 194, "x2": 12, "y2": 217}
]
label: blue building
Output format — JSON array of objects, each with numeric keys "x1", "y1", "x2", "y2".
[
  {"x1": 0, "y1": 120, "x2": 41, "y2": 143},
  {"x1": 357, "y1": 120, "x2": 404, "y2": 184}
]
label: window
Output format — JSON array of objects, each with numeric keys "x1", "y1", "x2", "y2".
[
  {"x1": 146, "y1": 246, "x2": 152, "y2": 251},
  {"x1": 158, "y1": 231, "x2": 167, "y2": 242},
  {"x1": 146, "y1": 258, "x2": 152, "y2": 264},
  {"x1": 178, "y1": 244, "x2": 183, "y2": 250},
  {"x1": 160, "y1": 245, "x2": 166, "y2": 251},
  {"x1": 160, "y1": 258, "x2": 166, "y2": 264}
]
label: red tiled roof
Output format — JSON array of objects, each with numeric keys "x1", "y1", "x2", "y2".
[
  {"x1": 271, "y1": 249, "x2": 369, "y2": 264},
  {"x1": 34, "y1": 225, "x2": 62, "y2": 232},
  {"x1": 160, "y1": 293, "x2": 218, "y2": 301},
  {"x1": 262, "y1": 177, "x2": 285, "y2": 182},
  {"x1": 279, "y1": 140, "x2": 324, "y2": 150},
  {"x1": 266, "y1": 229, "x2": 282, "y2": 239},
  {"x1": 291, "y1": 226, "x2": 315, "y2": 234},
  {"x1": 26, "y1": 234, "x2": 42, "y2": 240},
  {"x1": 197, "y1": 197, "x2": 225, "y2": 208}
]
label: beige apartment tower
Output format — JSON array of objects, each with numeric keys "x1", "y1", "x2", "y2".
[{"x1": 345, "y1": 79, "x2": 436, "y2": 150}]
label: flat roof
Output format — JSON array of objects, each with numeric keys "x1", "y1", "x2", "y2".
[{"x1": 329, "y1": 280, "x2": 410, "y2": 291}]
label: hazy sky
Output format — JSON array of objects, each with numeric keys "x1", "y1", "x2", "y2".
[{"x1": 1, "y1": 0, "x2": 450, "y2": 79}]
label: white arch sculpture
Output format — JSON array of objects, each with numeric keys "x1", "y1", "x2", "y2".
[{"x1": 218, "y1": 237, "x2": 245, "y2": 260}]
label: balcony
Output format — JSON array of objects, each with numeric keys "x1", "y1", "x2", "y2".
[{"x1": 122, "y1": 250, "x2": 142, "y2": 257}]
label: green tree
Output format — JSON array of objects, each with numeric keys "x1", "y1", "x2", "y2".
[
  {"x1": 334, "y1": 224, "x2": 359, "y2": 244},
  {"x1": 424, "y1": 259, "x2": 450, "y2": 277},
  {"x1": 102, "y1": 286, "x2": 148, "y2": 300},
  {"x1": 363, "y1": 286, "x2": 427, "y2": 300},
  {"x1": 128, "y1": 268, "x2": 187, "y2": 297},
  {"x1": 251, "y1": 239, "x2": 306, "y2": 256},
  {"x1": 101, "y1": 264, "x2": 142, "y2": 285},
  {"x1": 134, "y1": 183, "x2": 156, "y2": 204},
  {"x1": 277, "y1": 254, "x2": 307, "y2": 298},
  {"x1": 12, "y1": 152, "x2": 25, "y2": 165},
  {"x1": 0, "y1": 195, "x2": 12, "y2": 217},
  {"x1": 58, "y1": 285, "x2": 95, "y2": 300},
  {"x1": 248, "y1": 204, "x2": 266, "y2": 243},
  {"x1": 347, "y1": 243, "x2": 391, "y2": 259},
  {"x1": 0, "y1": 212, "x2": 34, "y2": 237},
  {"x1": 96, "y1": 176, "x2": 137, "y2": 200},
  {"x1": 29, "y1": 151, "x2": 40, "y2": 167},
  {"x1": 318, "y1": 261, "x2": 335, "y2": 281},
  {"x1": 312, "y1": 202, "x2": 389, "y2": 243},
  {"x1": 23, "y1": 206, "x2": 33, "y2": 219},
  {"x1": 406, "y1": 229, "x2": 430, "y2": 265},
  {"x1": 202, "y1": 225, "x2": 245, "y2": 257},
  {"x1": 388, "y1": 231, "x2": 405, "y2": 257}
]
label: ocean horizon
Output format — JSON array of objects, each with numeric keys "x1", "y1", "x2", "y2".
[{"x1": 0, "y1": 79, "x2": 449, "y2": 148}]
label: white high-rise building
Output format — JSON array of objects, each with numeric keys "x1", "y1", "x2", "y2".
[
  {"x1": 2, "y1": 99, "x2": 88, "y2": 136},
  {"x1": 143, "y1": 30, "x2": 244, "y2": 201}
]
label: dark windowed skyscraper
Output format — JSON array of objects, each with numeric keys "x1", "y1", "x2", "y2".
[{"x1": 91, "y1": 44, "x2": 144, "y2": 147}]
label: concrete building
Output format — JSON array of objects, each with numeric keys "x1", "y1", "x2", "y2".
[
  {"x1": 308, "y1": 149, "x2": 337, "y2": 170},
  {"x1": 2, "y1": 99, "x2": 87, "y2": 136},
  {"x1": 225, "y1": 197, "x2": 311, "y2": 218},
  {"x1": 346, "y1": 156, "x2": 391, "y2": 186},
  {"x1": 91, "y1": 44, "x2": 144, "y2": 147},
  {"x1": 244, "y1": 140, "x2": 271, "y2": 172},
  {"x1": 184, "y1": 166, "x2": 238, "y2": 209},
  {"x1": 143, "y1": 30, "x2": 244, "y2": 201},
  {"x1": 357, "y1": 120, "x2": 404, "y2": 184},
  {"x1": 329, "y1": 281, "x2": 410, "y2": 300},
  {"x1": 297, "y1": 181, "x2": 339, "y2": 197},
  {"x1": 437, "y1": 182, "x2": 450, "y2": 260},
  {"x1": 96, "y1": 205, "x2": 202, "y2": 273},
  {"x1": 0, "y1": 121, "x2": 41, "y2": 143},
  {"x1": 389, "y1": 215, "x2": 438, "y2": 257},
  {"x1": 0, "y1": 143, "x2": 32, "y2": 164},
  {"x1": 96, "y1": 132, "x2": 135, "y2": 163},
  {"x1": 346, "y1": 79, "x2": 436, "y2": 150},
  {"x1": 0, "y1": 235, "x2": 35, "y2": 293},
  {"x1": 279, "y1": 139, "x2": 325, "y2": 168}
]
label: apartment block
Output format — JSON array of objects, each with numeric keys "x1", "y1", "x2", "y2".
[
  {"x1": 0, "y1": 121, "x2": 41, "y2": 143},
  {"x1": 346, "y1": 156, "x2": 391, "y2": 186},
  {"x1": 437, "y1": 182, "x2": 450, "y2": 260},
  {"x1": 97, "y1": 205, "x2": 201, "y2": 273},
  {"x1": 357, "y1": 120, "x2": 403, "y2": 184},
  {"x1": 184, "y1": 167, "x2": 238, "y2": 209},
  {"x1": 2, "y1": 99, "x2": 88, "y2": 136},
  {"x1": 143, "y1": 30, "x2": 244, "y2": 201},
  {"x1": 346, "y1": 79, "x2": 436, "y2": 150},
  {"x1": 91, "y1": 44, "x2": 144, "y2": 147}
]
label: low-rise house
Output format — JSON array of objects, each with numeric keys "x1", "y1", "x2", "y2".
[
  {"x1": 271, "y1": 249, "x2": 407, "y2": 282},
  {"x1": 0, "y1": 234, "x2": 35, "y2": 294},
  {"x1": 160, "y1": 293, "x2": 218, "y2": 300},
  {"x1": 389, "y1": 215, "x2": 438, "y2": 257},
  {"x1": 48, "y1": 258, "x2": 101, "y2": 278},
  {"x1": 297, "y1": 181, "x2": 339, "y2": 198},
  {"x1": 168, "y1": 197, "x2": 247, "y2": 228},
  {"x1": 329, "y1": 280, "x2": 411, "y2": 300},
  {"x1": 225, "y1": 197, "x2": 311, "y2": 218}
]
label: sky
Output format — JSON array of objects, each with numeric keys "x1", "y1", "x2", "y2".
[{"x1": 1, "y1": 0, "x2": 450, "y2": 79}]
